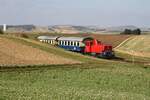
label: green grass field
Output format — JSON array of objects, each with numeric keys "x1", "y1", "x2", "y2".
[
  {"x1": 0, "y1": 35, "x2": 150, "y2": 100},
  {"x1": 0, "y1": 63, "x2": 150, "y2": 100}
]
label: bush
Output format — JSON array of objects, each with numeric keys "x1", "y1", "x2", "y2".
[
  {"x1": 0, "y1": 29, "x2": 4, "y2": 34},
  {"x1": 20, "y1": 34, "x2": 29, "y2": 38}
]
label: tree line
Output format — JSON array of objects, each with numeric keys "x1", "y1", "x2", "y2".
[{"x1": 121, "y1": 28, "x2": 141, "y2": 35}]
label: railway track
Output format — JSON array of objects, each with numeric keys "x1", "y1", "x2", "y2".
[{"x1": 111, "y1": 56, "x2": 150, "y2": 66}]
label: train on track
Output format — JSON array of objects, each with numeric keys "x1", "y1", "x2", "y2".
[{"x1": 37, "y1": 36, "x2": 115, "y2": 58}]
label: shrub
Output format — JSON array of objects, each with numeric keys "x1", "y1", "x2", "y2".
[
  {"x1": 20, "y1": 33, "x2": 29, "y2": 38},
  {"x1": 0, "y1": 29, "x2": 4, "y2": 34}
]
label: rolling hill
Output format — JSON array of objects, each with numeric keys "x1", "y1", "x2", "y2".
[{"x1": 2, "y1": 25, "x2": 150, "y2": 34}]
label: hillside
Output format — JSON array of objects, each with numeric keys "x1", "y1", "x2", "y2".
[
  {"x1": 2, "y1": 25, "x2": 150, "y2": 34},
  {"x1": 0, "y1": 36, "x2": 80, "y2": 66},
  {"x1": 115, "y1": 35, "x2": 150, "y2": 58}
]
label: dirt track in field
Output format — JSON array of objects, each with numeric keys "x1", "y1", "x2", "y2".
[{"x1": 0, "y1": 37, "x2": 80, "y2": 66}]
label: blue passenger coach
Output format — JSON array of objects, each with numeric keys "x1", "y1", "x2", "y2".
[
  {"x1": 57, "y1": 37, "x2": 87, "y2": 52},
  {"x1": 37, "y1": 36, "x2": 93, "y2": 52}
]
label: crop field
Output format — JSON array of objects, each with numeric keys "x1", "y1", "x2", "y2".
[
  {"x1": 115, "y1": 35, "x2": 150, "y2": 58},
  {"x1": 0, "y1": 34, "x2": 150, "y2": 100},
  {"x1": 0, "y1": 36, "x2": 80, "y2": 66}
]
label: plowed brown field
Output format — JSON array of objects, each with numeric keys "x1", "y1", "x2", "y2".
[
  {"x1": 87, "y1": 34, "x2": 131, "y2": 48},
  {"x1": 0, "y1": 37, "x2": 80, "y2": 66}
]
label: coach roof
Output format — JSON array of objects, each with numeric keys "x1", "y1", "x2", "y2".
[
  {"x1": 37, "y1": 36, "x2": 59, "y2": 40},
  {"x1": 57, "y1": 37, "x2": 93, "y2": 42}
]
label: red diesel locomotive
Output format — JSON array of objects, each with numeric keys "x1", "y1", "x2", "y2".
[{"x1": 84, "y1": 39, "x2": 114, "y2": 58}]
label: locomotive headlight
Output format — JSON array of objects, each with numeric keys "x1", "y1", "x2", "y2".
[{"x1": 103, "y1": 52, "x2": 106, "y2": 55}]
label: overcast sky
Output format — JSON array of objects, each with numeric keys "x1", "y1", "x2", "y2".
[{"x1": 0, "y1": 0, "x2": 150, "y2": 27}]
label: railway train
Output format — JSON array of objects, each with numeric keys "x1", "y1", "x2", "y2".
[{"x1": 37, "y1": 36, "x2": 115, "y2": 58}]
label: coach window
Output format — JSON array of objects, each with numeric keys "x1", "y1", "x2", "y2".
[
  {"x1": 77, "y1": 42, "x2": 79, "y2": 46},
  {"x1": 65, "y1": 41, "x2": 67, "y2": 46},
  {"x1": 74, "y1": 41, "x2": 76, "y2": 46},
  {"x1": 63, "y1": 41, "x2": 65, "y2": 45},
  {"x1": 68, "y1": 41, "x2": 70, "y2": 46},
  {"x1": 73, "y1": 41, "x2": 75, "y2": 46},
  {"x1": 71, "y1": 41, "x2": 73, "y2": 46},
  {"x1": 65, "y1": 41, "x2": 67, "y2": 45},
  {"x1": 66, "y1": 41, "x2": 68, "y2": 46},
  {"x1": 76, "y1": 42, "x2": 78, "y2": 46},
  {"x1": 70, "y1": 41, "x2": 72, "y2": 46},
  {"x1": 74, "y1": 41, "x2": 77, "y2": 46},
  {"x1": 64, "y1": 41, "x2": 66, "y2": 46}
]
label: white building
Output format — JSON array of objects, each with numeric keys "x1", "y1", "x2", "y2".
[{"x1": 3, "y1": 24, "x2": 7, "y2": 32}]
